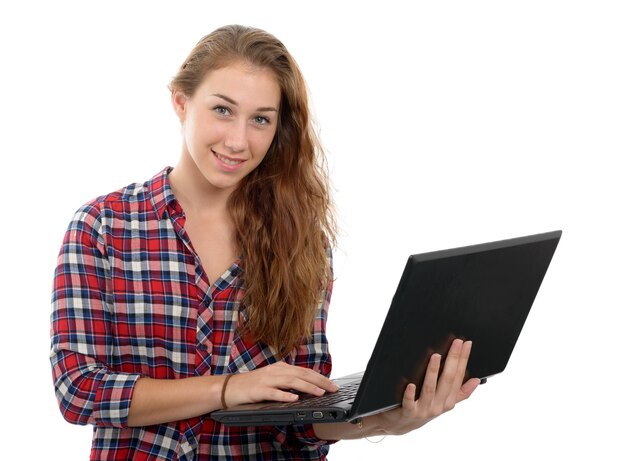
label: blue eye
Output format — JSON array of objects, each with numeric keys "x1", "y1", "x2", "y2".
[
  {"x1": 254, "y1": 116, "x2": 270, "y2": 125},
  {"x1": 213, "y1": 106, "x2": 230, "y2": 116}
]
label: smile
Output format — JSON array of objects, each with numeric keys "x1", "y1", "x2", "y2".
[
  {"x1": 212, "y1": 150, "x2": 247, "y2": 171},
  {"x1": 215, "y1": 153, "x2": 244, "y2": 165}
]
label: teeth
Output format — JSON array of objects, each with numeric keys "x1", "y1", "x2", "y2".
[{"x1": 216, "y1": 153, "x2": 243, "y2": 166}]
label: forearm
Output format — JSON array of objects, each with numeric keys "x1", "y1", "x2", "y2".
[
  {"x1": 312, "y1": 413, "x2": 387, "y2": 441},
  {"x1": 127, "y1": 375, "x2": 227, "y2": 427}
]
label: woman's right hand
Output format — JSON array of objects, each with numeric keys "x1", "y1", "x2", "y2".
[{"x1": 223, "y1": 362, "x2": 338, "y2": 408}]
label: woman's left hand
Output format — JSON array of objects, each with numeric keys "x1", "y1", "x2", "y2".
[{"x1": 371, "y1": 338, "x2": 481, "y2": 436}]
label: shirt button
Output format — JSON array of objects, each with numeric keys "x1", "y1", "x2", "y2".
[{"x1": 198, "y1": 343, "x2": 208, "y2": 351}]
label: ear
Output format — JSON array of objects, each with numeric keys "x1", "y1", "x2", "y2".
[{"x1": 171, "y1": 90, "x2": 188, "y2": 123}]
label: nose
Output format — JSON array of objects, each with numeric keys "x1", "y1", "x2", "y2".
[{"x1": 224, "y1": 120, "x2": 247, "y2": 153}]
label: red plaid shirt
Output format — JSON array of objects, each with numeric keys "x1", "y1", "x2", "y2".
[{"x1": 50, "y1": 168, "x2": 334, "y2": 460}]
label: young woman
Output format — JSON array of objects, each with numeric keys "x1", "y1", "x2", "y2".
[{"x1": 50, "y1": 24, "x2": 480, "y2": 460}]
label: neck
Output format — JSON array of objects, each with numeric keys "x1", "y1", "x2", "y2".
[{"x1": 169, "y1": 151, "x2": 233, "y2": 216}]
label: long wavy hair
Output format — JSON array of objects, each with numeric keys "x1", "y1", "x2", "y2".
[{"x1": 170, "y1": 25, "x2": 336, "y2": 355}]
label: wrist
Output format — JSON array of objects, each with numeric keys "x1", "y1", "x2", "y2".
[
  {"x1": 358, "y1": 414, "x2": 387, "y2": 438},
  {"x1": 201, "y1": 375, "x2": 229, "y2": 412},
  {"x1": 221, "y1": 374, "x2": 234, "y2": 409}
]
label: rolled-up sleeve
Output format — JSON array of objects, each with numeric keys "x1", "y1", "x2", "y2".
[{"x1": 50, "y1": 204, "x2": 141, "y2": 427}]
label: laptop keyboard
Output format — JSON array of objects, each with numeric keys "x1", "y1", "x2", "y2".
[{"x1": 275, "y1": 381, "x2": 360, "y2": 408}]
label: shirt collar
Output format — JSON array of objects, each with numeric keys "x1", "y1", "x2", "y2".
[{"x1": 147, "y1": 167, "x2": 178, "y2": 220}]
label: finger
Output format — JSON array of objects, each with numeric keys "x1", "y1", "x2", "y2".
[
  {"x1": 272, "y1": 364, "x2": 338, "y2": 395},
  {"x1": 418, "y1": 353, "x2": 441, "y2": 403},
  {"x1": 458, "y1": 377, "x2": 481, "y2": 401},
  {"x1": 283, "y1": 377, "x2": 329, "y2": 396},
  {"x1": 402, "y1": 383, "x2": 418, "y2": 410},
  {"x1": 435, "y1": 339, "x2": 463, "y2": 398},
  {"x1": 291, "y1": 366, "x2": 339, "y2": 393},
  {"x1": 441, "y1": 340, "x2": 474, "y2": 409},
  {"x1": 450, "y1": 341, "x2": 472, "y2": 392},
  {"x1": 267, "y1": 388, "x2": 301, "y2": 402}
]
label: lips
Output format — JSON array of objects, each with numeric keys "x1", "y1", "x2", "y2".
[{"x1": 212, "y1": 149, "x2": 246, "y2": 171}]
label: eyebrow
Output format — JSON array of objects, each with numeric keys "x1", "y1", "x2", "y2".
[{"x1": 211, "y1": 93, "x2": 278, "y2": 112}]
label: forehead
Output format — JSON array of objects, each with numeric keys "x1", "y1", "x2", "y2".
[{"x1": 195, "y1": 61, "x2": 281, "y2": 107}]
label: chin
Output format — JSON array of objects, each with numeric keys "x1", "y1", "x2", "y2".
[{"x1": 205, "y1": 175, "x2": 242, "y2": 192}]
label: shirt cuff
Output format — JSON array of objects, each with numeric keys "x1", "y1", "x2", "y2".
[{"x1": 93, "y1": 371, "x2": 142, "y2": 428}]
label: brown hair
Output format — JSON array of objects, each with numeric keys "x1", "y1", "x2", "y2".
[{"x1": 170, "y1": 25, "x2": 336, "y2": 355}]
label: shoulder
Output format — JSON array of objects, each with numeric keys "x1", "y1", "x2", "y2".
[
  {"x1": 69, "y1": 182, "x2": 143, "y2": 228},
  {"x1": 67, "y1": 168, "x2": 170, "y2": 236}
]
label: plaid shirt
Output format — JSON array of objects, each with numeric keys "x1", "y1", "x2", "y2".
[{"x1": 50, "y1": 168, "x2": 335, "y2": 460}]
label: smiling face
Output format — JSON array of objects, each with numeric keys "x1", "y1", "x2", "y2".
[{"x1": 172, "y1": 61, "x2": 281, "y2": 196}]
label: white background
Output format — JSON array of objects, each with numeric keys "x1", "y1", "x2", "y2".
[{"x1": 1, "y1": 1, "x2": 624, "y2": 459}]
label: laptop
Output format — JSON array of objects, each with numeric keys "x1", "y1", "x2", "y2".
[{"x1": 211, "y1": 230, "x2": 562, "y2": 426}]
